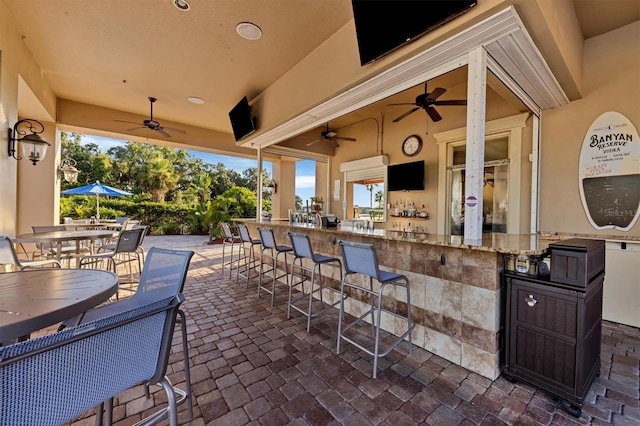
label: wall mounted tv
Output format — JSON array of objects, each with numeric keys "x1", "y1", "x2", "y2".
[
  {"x1": 351, "y1": 0, "x2": 477, "y2": 65},
  {"x1": 229, "y1": 96, "x2": 256, "y2": 142},
  {"x1": 387, "y1": 160, "x2": 425, "y2": 191}
]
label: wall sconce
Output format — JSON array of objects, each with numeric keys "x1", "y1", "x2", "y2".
[
  {"x1": 7, "y1": 119, "x2": 51, "y2": 165},
  {"x1": 266, "y1": 179, "x2": 277, "y2": 195},
  {"x1": 59, "y1": 158, "x2": 80, "y2": 183}
]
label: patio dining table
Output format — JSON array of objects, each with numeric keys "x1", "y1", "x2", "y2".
[
  {"x1": 63, "y1": 222, "x2": 123, "y2": 231},
  {"x1": 13, "y1": 229, "x2": 119, "y2": 263},
  {"x1": 0, "y1": 269, "x2": 118, "y2": 342}
]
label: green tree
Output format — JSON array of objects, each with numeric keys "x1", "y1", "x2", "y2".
[
  {"x1": 188, "y1": 172, "x2": 212, "y2": 207},
  {"x1": 295, "y1": 195, "x2": 303, "y2": 211},
  {"x1": 210, "y1": 186, "x2": 257, "y2": 218},
  {"x1": 210, "y1": 163, "x2": 243, "y2": 197},
  {"x1": 137, "y1": 154, "x2": 179, "y2": 203}
]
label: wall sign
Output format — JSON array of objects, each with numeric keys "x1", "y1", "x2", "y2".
[{"x1": 579, "y1": 111, "x2": 639, "y2": 231}]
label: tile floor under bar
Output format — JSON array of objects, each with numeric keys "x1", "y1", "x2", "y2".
[{"x1": 61, "y1": 236, "x2": 639, "y2": 426}]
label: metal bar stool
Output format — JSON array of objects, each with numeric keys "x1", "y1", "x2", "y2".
[
  {"x1": 257, "y1": 228, "x2": 292, "y2": 306},
  {"x1": 220, "y1": 222, "x2": 241, "y2": 278},
  {"x1": 236, "y1": 224, "x2": 262, "y2": 288},
  {"x1": 337, "y1": 240, "x2": 415, "y2": 379},
  {"x1": 287, "y1": 232, "x2": 344, "y2": 332}
]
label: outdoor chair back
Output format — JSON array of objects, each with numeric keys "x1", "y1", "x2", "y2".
[
  {"x1": 0, "y1": 236, "x2": 61, "y2": 271},
  {"x1": 0, "y1": 295, "x2": 184, "y2": 426},
  {"x1": 60, "y1": 247, "x2": 195, "y2": 420}
]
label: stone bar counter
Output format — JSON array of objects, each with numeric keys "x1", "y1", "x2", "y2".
[{"x1": 240, "y1": 219, "x2": 553, "y2": 380}]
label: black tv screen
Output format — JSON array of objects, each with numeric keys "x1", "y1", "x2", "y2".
[
  {"x1": 351, "y1": 0, "x2": 477, "y2": 65},
  {"x1": 388, "y1": 160, "x2": 425, "y2": 191},
  {"x1": 229, "y1": 96, "x2": 256, "y2": 142}
]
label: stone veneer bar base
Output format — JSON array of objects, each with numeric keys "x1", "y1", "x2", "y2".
[{"x1": 242, "y1": 221, "x2": 505, "y2": 380}]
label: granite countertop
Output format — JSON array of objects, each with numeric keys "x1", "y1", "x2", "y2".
[
  {"x1": 237, "y1": 219, "x2": 552, "y2": 255},
  {"x1": 239, "y1": 218, "x2": 639, "y2": 255}
]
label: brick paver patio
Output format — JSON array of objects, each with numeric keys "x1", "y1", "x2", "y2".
[{"x1": 65, "y1": 235, "x2": 639, "y2": 425}]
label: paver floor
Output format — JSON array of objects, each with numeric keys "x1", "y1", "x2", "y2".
[{"x1": 64, "y1": 235, "x2": 639, "y2": 425}]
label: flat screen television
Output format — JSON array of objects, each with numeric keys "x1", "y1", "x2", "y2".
[
  {"x1": 351, "y1": 0, "x2": 477, "y2": 65},
  {"x1": 228, "y1": 96, "x2": 256, "y2": 142},
  {"x1": 387, "y1": 160, "x2": 425, "y2": 191}
]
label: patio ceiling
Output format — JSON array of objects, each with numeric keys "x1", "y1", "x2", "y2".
[{"x1": 4, "y1": 0, "x2": 639, "y2": 151}]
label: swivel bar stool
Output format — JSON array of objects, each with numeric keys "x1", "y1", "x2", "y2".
[
  {"x1": 257, "y1": 228, "x2": 292, "y2": 306},
  {"x1": 337, "y1": 240, "x2": 415, "y2": 378},
  {"x1": 287, "y1": 232, "x2": 344, "y2": 332},
  {"x1": 236, "y1": 224, "x2": 262, "y2": 288},
  {"x1": 220, "y1": 222, "x2": 241, "y2": 278}
]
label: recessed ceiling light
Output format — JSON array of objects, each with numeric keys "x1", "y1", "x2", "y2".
[
  {"x1": 236, "y1": 22, "x2": 262, "y2": 40},
  {"x1": 187, "y1": 96, "x2": 205, "y2": 105},
  {"x1": 173, "y1": 0, "x2": 190, "y2": 11}
]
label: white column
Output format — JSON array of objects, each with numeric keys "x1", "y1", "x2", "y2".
[
  {"x1": 257, "y1": 148, "x2": 263, "y2": 219},
  {"x1": 463, "y1": 47, "x2": 487, "y2": 244}
]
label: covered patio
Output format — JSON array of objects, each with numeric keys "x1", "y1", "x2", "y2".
[{"x1": 56, "y1": 235, "x2": 638, "y2": 425}]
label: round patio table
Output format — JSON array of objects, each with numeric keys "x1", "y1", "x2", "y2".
[{"x1": 0, "y1": 268, "x2": 118, "y2": 342}]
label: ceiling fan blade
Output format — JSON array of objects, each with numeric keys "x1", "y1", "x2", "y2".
[
  {"x1": 393, "y1": 107, "x2": 420, "y2": 123},
  {"x1": 387, "y1": 102, "x2": 417, "y2": 106},
  {"x1": 426, "y1": 106, "x2": 443, "y2": 122},
  {"x1": 115, "y1": 120, "x2": 142, "y2": 126},
  {"x1": 162, "y1": 126, "x2": 186, "y2": 134},
  {"x1": 306, "y1": 139, "x2": 323, "y2": 146},
  {"x1": 127, "y1": 126, "x2": 146, "y2": 131},
  {"x1": 335, "y1": 136, "x2": 357, "y2": 142},
  {"x1": 155, "y1": 128, "x2": 171, "y2": 138},
  {"x1": 427, "y1": 87, "x2": 447, "y2": 101},
  {"x1": 434, "y1": 99, "x2": 467, "y2": 106}
]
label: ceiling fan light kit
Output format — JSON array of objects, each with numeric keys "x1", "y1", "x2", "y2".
[
  {"x1": 389, "y1": 82, "x2": 466, "y2": 123},
  {"x1": 114, "y1": 96, "x2": 186, "y2": 138},
  {"x1": 305, "y1": 123, "x2": 357, "y2": 147}
]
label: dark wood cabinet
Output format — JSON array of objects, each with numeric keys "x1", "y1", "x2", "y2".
[{"x1": 503, "y1": 272, "x2": 603, "y2": 417}]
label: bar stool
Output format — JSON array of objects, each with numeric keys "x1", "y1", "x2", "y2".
[
  {"x1": 287, "y1": 232, "x2": 344, "y2": 332},
  {"x1": 220, "y1": 222, "x2": 241, "y2": 278},
  {"x1": 257, "y1": 228, "x2": 292, "y2": 306},
  {"x1": 236, "y1": 224, "x2": 262, "y2": 288},
  {"x1": 337, "y1": 240, "x2": 414, "y2": 379}
]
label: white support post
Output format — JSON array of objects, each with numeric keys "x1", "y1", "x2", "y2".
[
  {"x1": 530, "y1": 115, "x2": 541, "y2": 233},
  {"x1": 257, "y1": 148, "x2": 263, "y2": 220},
  {"x1": 463, "y1": 47, "x2": 487, "y2": 244}
]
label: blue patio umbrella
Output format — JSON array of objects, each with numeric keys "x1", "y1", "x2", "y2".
[{"x1": 61, "y1": 180, "x2": 132, "y2": 220}]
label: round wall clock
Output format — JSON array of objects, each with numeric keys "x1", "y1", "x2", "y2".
[{"x1": 402, "y1": 134, "x2": 422, "y2": 157}]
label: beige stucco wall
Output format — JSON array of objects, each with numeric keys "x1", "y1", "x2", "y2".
[
  {"x1": 539, "y1": 21, "x2": 640, "y2": 238},
  {"x1": 0, "y1": 1, "x2": 57, "y2": 236}
]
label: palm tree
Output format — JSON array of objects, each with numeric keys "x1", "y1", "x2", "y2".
[
  {"x1": 138, "y1": 155, "x2": 179, "y2": 203},
  {"x1": 365, "y1": 184, "x2": 378, "y2": 208}
]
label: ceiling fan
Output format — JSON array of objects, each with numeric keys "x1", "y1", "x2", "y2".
[
  {"x1": 388, "y1": 82, "x2": 467, "y2": 123},
  {"x1": 115, "y1": 97, "x2": 186, "y2": 138},
  {"x1": 305, "y1": 123, "x2": 356, "y2": 146}
]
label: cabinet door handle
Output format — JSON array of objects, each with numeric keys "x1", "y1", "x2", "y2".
[{"x1": 525, "y1": 294, "x2": 537, "y2": 307}]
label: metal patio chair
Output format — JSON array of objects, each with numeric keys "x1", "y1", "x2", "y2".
[
  {"x1": 60, "y1": 247, "x2": 195, "y2": 422},
  {"x1": 220, "y1": 222, "x2": 241, "y2": 278},
  {"x1": 257, "y1": 227, "x2": 292, "y2": 306},
  {"x1": 337, "y1": 240, "x2": 414, "y2": 378},
  {"x1": 0, "y1": 295, "x2": 184, "y2": 426},
  {"x1": 287, "y1": 232, "x2": 344, "y2": 332}
]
